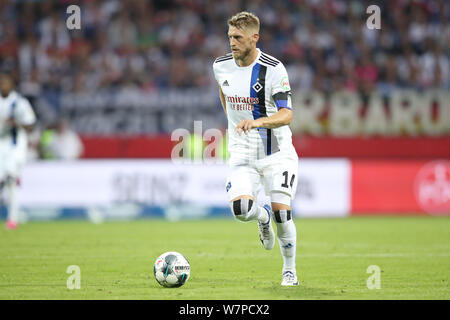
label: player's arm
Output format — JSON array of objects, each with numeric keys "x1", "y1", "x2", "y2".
[
  {"x1": 218, "y1": 87, "x2": 227, "y2": 116},
  {"x1": 254, "y1": 107, "x2": 292, "y2": 128},
  {"x1": 8, "y1": 98, "x2": 36, "y2": 132},
  {"x1": 212, "y1": 61, "x2": 227, "y2": 116},
  {"x1": 7, "y1": 117, "x2": 34, "y2": 131},
  {"x1": 235, "y1": 107, "x2": 292, "y2": 134}
]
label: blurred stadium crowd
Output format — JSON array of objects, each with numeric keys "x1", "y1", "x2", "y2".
[{"x1": 0, "y1": 0, "x2": 449, "y2": 139}]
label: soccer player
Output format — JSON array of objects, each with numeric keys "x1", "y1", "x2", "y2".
[
  {"x1": 0, "y1": 71, "x2": 36, "y2": 229},
  {"x1": 212, "y1": 12, "x2": 299, "y2": 286}
]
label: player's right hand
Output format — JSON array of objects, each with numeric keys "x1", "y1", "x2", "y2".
[{"x1": 235, "y1": 119, "x2": 262, "y2": 135}]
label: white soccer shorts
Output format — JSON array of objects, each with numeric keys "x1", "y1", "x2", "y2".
[
  {"x1": 0, "y1": 141, "x2": 27, "y2": 181},
  {"x1": 225, "y1": 150, "x2": 299, "y2": 205}
]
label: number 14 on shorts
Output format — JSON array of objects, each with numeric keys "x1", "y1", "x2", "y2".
[{"x1": 281, "y1": 171, "x2": 295, "y2": 189}]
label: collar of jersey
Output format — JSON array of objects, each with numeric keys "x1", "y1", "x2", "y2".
[
  {"x1": 234, "y1": 48, "x2": 262, "y2": 70},
  {"x1": 0, "y1": 90, "x2": 17, "y2": 101}
]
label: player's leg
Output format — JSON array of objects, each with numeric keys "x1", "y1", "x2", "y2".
[
  {"x1": 230, "y1": 195, "x2": 262, "y2": 222},
  {"x1": 4, "y1": 145, "x2": 25, "y2": 229},
  {"x1": 226, "y1": 166, "x2": 275, "y2": 249},
  {"x1": 271, "y1": 194, "x2": 298, "y2": 286},
  {"x1": 263, "y1": 153, "x2": 299, "y2": 285},
  {"x1": 227, "y1": 165, "x2": 262, "y2": 222},
  {"x1": 5, "y1": 176, "x2": 19, "y2": 229},
  {"x1": 0, "y1": 149, "x2": 16, "y2": 229},
  {"x1": 230, "y1": 195, "x2": 275, "y2": 250}
]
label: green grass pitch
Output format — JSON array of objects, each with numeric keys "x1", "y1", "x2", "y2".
[{"x1": 0, "y1": 216, "x2": 449, "y2": 300}]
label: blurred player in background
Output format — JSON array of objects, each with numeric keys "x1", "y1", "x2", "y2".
[
  {"x1": 0, "y1": 71, "x2": 36, "y2": 229},
  {"x1": 213, "y1": 12, "x2": 299, "y2": 286},
  {"x1": 40, "y1": 118, "x2": 84, "y2": 160}
]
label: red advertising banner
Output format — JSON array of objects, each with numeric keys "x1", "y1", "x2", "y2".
[
  {"x1": 352, "y1": 160, "x2": 450, "y2": 215},
  {"x1": 292, "y1": 136, "x2": 450, "y2": 159},
  {"x1": 80, "y1": 135, "x2": 450, "y2": 159}
]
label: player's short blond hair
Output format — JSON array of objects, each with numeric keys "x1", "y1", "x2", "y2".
[{"x1": 227, "y1": 11, "x2": 260, "y2": 34}]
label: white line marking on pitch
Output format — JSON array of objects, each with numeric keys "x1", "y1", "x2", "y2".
[{"x1": 299, "y1": 253, "x2": 450, "y2": 258}]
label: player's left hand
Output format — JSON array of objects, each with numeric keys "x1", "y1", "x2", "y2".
[{"x1": 235, "y1": 119, "x2": 262, "y2": 135}]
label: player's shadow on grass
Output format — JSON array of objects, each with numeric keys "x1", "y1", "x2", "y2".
[{"x1": 262, "y1": 283, "x2": 333, "y2": 299}]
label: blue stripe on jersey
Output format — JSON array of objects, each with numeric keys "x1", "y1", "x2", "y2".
[
  {"x1": 250, "y1": 63, "x2": 261, "y2": 120},
  {"x1": 10, "y1": 100, "x2": 17, "y2": 145},
  {"x1": 250, "y1": 63, "x2": 273, "y2": 156}
]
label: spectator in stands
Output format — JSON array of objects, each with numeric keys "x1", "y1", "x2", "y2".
[
  {"x1": 0, "y1": 0, "x2": 447, "y2": 135},
  {"x1": 41, "y1": 119, "x2": 83, "y2": 160}
]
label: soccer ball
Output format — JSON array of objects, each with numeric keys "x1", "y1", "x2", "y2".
[{"x1": 153, "y1": 251, "x2": 191, "y2": 288}]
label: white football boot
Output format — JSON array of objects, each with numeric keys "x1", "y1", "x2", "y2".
[
  {"x1": 281, "y1": 271, "x2": 299, "y2": 286},
  {"x1": 258, "y1": 204, "x2": 275, "y2": 250}
]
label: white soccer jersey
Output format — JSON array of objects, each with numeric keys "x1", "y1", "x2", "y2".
[
  {"x1": 0, "y1": 90, "x2": 36, "y2": 178},
  {"x1": 213, "y1": 48, "x2": 295, "y2": 162}
]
